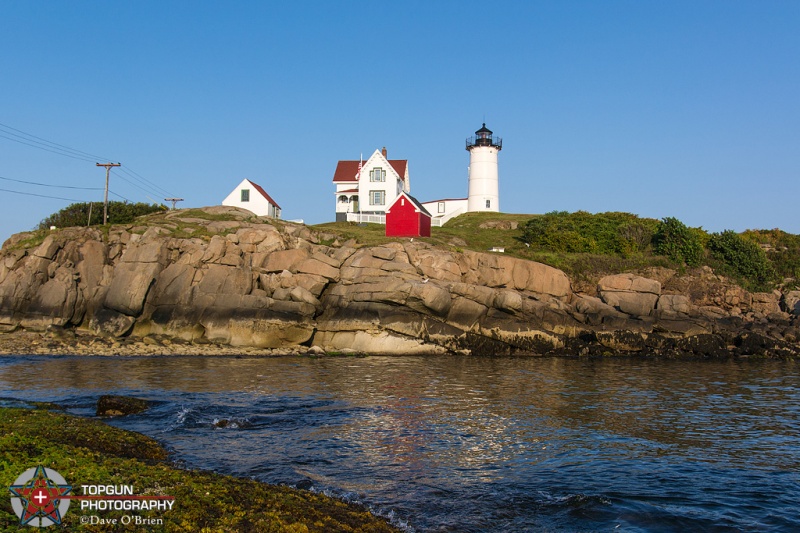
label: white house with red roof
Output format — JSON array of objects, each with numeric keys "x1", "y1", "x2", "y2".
[
  {"x1": 333, "y1": 147, "x2": 409, "y2": 223},
  {"x1": 332, "y1": 124, "x2": 501, "y2": 227},
  {"x1": 222, "y1": 178, "x2": 282, "y2": 218}
]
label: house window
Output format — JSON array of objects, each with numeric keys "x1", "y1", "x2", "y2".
[
  {"x1": 370, "y1": 190, "x2": 385, "y2": 205},
  {"x1": 438, "y1": 202, "x2": 445, "y2": 213},
  {"x1": 486, "y1": 199, "x2": 491, "y2": 209},
  {"x1": 370, "y1": 168, "x2": 386, "y2": 182},
  {"x1": 338, "y1": 195, "x2": 348, "y2": 203},
  {"x1": 241, "y1": 189, "x2": 250, "y2": 202}
]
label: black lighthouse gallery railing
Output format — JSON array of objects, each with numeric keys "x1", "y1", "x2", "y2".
[{"x1": 465, "y1": 135, "x2": 502, "y2": 149}]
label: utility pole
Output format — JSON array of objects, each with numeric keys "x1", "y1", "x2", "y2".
[
  {"x1": 96, "y1": 162, "x2": 121, "y2": 224},
  {"x1": 164, "y1": 197, "x2": 184, "y2": 210}
]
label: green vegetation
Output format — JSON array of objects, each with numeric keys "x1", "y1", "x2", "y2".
[
  {"x1": 742, "y1": 229, "x2": 800, "y2": 286},
  {"x1": 0, "y1": 406, "x2": 398, "y2": 532},
  {"x1": 314, "y1": 212, "x2": 534, "y2": 253},
  {"x1": 314, "y1": 211, "x2": 798, "y2": 292},
  {"x1": 38, "y1": 201, "x2": 167, "y2": 230},
  {"x1": 708, "y1": 230, "x2": 776, "y2": 290},
  {"x1": 167, "y1": 209, "x2": 241, "y2": 222},
  {"x1": 652, "y1": 216, "x2": 705, "y2": 267},
  {"x1": 519, "y1": 211, "x2": 658, "y2": 255}
]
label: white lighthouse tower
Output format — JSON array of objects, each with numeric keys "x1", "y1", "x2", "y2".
[{"x1": 466, "y1": 123, "x2": 502, "y2": 212}]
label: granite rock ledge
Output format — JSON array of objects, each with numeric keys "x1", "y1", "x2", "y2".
[{"x1": 1, "y1": 207, "x2": 798, "y2": 358}]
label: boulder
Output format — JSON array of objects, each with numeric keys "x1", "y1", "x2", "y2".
[
  {"x1": 97, "y1": 395, "x2": 149, "y2": 416},
  {"x1": 657, "y1": 294, "x2": 692, "y2": 315},
  {"x1": 512, "y1": 260, "x2": 572, "y2": 299},
  {"x1": 598, "y1": 274, "x2": 661, "y2": 317},
  {"x1": 89, "y1": 307, "x2": 136, "y2": 337},
  {"x1": 494, "y1": 290, "x2": 523, "y2": 314},
  {"x1": 478, "y1": 220, "x2": 518, "y2": 230},
  {"x1": 750, "y1": 292, "x2": 781, "y2": 315},
  {"x1": 573, "y1": 294, "x2": 627, "y2": 325},
  {"x1": 413, "y1": 248, "x2": 462, "y2": 282},
  {"x1": 20, "y1": 267, "x2": 78, "y2": 329},
  {"x1": 197, "y1": 264, "x2": 252, "y2": 295},
  {"x1": 32, "y1": 235, "x2": 61, "y2": 260},
  {"x1": 262, "y1": 248, "x2": 309, "y2": 272},
  {"x1": 600, "y1": 291, "x2": 658, "y2": 318},
  {"x1": 447, "y1": 297, "x2": 488, "y2": 329},
  {"x1": 104, "y1": 262, "x2": 162, "y2": 316},
  {"x1": 295, "y1": 257, "x2": 340, "y2": 280},
  {"x1": 409, "y1": 281, "x2": 452, "y2": 316},
  {"x1": 598, "y1": 273, "x2": 661, "y2": 294},
  {"x1": 149, "y1": 263, "x2": 196, "y2": 306},
  {"x1": 76, "y1": 240, "x2": 107, "y2": 295},
  {"x1": 784, "y1": 291, "x2": 800, "y2": 315}
]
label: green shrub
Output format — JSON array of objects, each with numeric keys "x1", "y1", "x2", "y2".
[
  {"x1": 38, "y1": 201, "x2": 166, "y2": 229},
  {"x1": 652, "y1": 217, "x2": 705, "y2": 266},
  {"x1": 617, "y1": 219, "x2": 658, "y2": 255},
  {"x1": 708, "y1": 230, "x2": 776, "y2": 290},
  {"x1": 520, "y1": 211, "x2": 657, "y2": 255},
  {"x1": 742, "y1": 229, "x2": 800, "y2": 282}
]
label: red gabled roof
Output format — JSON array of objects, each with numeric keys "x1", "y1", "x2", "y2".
[
  {"x1": 332, "y1": 159, "x2": 408, "y2": 182},
  {"x1": 332, "y1": 160, "x2": 361, "y2": 183},
  {"x1": 247, "y1": 179, "x2": 281, "y2": 209},
  {"x1": 387, "y1": 191, "x2": 432, "y2": 217},
  {"x1": 388, "y1": 160, "x2": 407, "y2": 179}
]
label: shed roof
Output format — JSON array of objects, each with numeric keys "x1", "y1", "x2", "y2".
[
  {"x1": 246, "y1": 179, "x2": 281, "y2": 209},
  {"x1": 387, "y1": 191, "x2": 432, "y2": 217}
]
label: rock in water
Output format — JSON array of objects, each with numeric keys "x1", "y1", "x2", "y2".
[{"x1": 96, "y1": 395, "x2": 149, "y2": 416}]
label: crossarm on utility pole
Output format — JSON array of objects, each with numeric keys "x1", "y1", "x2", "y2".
[{"x1": 164, "y1": 198, "x2": 184, "y2": 210}]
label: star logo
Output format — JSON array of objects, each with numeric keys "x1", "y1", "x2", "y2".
[{"x1": 9, "y1": 466, "x2": 72, "y2": 527}]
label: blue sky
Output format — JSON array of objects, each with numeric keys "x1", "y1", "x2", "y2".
[{"x1": 1, "y1": 1, "x2": 798, "y2": 245}]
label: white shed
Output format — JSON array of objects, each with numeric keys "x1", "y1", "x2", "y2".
[{"x1": 222, "y1": 178, "x2": 281, "y2": 218}]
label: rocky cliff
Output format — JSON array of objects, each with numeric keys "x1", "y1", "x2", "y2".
[{"x1": 1, "y1": 207, "x2": 798, "y2": 357}]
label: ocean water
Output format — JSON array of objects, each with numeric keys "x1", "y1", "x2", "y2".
[{"x1": 1, "y1": 354, "x2": 799, "y2": 532}]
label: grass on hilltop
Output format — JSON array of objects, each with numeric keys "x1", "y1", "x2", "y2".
[
  {"x1": 313, "y1": 212, "x2": 677, "y2": 286},
  {"x1": 313, "y1": 210, "x2": 799, "y2": 291}
]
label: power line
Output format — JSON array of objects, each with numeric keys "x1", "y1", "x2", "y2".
[
  {"x1": 108, "y1": 189, "x2": 132, "y2": 202},
  {"x1": 0, "y1": 175, "x2": 102, "y2": 190},
  {"x1": 112, "y1": 168, "x2": 175, "y2": 199},
  {"x1": 0, "y1": 122, "x2": 176, "y2": 203},
  {"x1": 116, "y1": 166, "x2": 176, "y2": 198},
  {"x1": 0, "y1": 187, "x2": 83, "y2": 202},
  {"x1": 0, "y1": 121, "x2": 112, "y2": 162},
  {"x1": 0, "y1": 131, "x2": 97, "y2": 163}
]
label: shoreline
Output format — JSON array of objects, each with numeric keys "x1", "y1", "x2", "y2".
[
  {"x1": 2, "y1": 327, "x2": 797, "y2": 360},
  {"x1": 0, "y1": 404, "x2": 401, "y2": 531},
  {"x1": 0, "y1": 329, "x2": 308, "y2": 357}
]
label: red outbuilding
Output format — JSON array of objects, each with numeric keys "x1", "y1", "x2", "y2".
[{"x1": 385, "y1": 191, "x2": 432, "y2": 238}]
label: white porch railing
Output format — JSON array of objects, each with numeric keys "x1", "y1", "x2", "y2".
[
  {"x1": 346, "y1": 207, "x2": 465, "y2": 227},
  {"x1": 346, "y1": 213, "x2": 386, "y2": 224}
]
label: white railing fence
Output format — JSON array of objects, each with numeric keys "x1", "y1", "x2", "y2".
[{"x1": 346, "y1": 213, "x2": 386, "y2": 224}]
